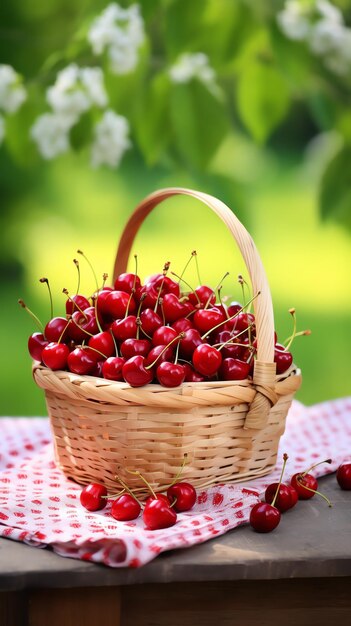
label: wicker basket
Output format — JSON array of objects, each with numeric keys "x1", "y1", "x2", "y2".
[{"x1": 33, "y1": 187, "x2": 302, "y2": 494}]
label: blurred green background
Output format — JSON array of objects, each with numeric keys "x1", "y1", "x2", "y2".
[{"x1": 1, "y1": 0, "x2": 350, "y2": 415}]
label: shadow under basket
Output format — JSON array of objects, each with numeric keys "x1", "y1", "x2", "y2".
[{"x1": 32, "y1": 187, "x2": 302, "y2": 496}]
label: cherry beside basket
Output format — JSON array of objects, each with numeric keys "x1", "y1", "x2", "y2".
[{"x1": 33, "y1": 187, "x2": 302, "y2": 494}]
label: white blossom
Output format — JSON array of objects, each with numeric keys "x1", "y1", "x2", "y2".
[
  {"x1": 47, "y1": 64, "x2": 107, "y2": 120},
  {"x1": 310, "y1": 18, "x2": 345, "y2": 55},
  {"x1": 88, "y1": 3, "x2": 144, "y2": 75},
  {"x1": 0, "y1": 64, "x2": 26, "y2": 114},
  {"x1": 30, "y1": 113, "x2": 74, "y2": 160},
  {"x1": 277, "y1": 1, "x2": 311, "y2": 41},
  {"x1": 0, "y1": 115, "x2": 5, "y2": 145},
  {"x1": 91, "y1": 109, "x2": 130, "y2": 168},
  {"x1": 316, "y1": 0, "x2": 343, "y2": 24},
  {"x1": 170, "y1": 53, "x2": 216, "y2": 85}
]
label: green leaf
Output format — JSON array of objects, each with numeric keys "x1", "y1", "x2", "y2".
[
  {"x1": 319, "y1": 145, "x2": 351, "y2": 231},
  {"x1": 269, "y1": 21, "x2": 312, "y2": 87},
  {"x1": 70, "y1": 111, "x2": 93, "y2": 151},
  {"x1": 170, "y1": 81, "x2": 230, "y2": 170},
  {"x1": 165, "y1": 0, "x2": 208, "y2": 59},
  {"x1": 134, "y1": 72, "x2": 172, "y2": 166},
  {"x1": 236, "y1": 61, "x2": 290, "y2": 143}
]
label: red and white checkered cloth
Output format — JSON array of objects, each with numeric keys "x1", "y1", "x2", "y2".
[{"x1": 0, "y1": 398, "x2": 350, "y2": 568}]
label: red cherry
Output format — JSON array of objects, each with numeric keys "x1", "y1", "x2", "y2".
[
  {"x1": 143, "y1": 498, "x2": 177, "y2": 530},
  {"x1": 145, "y1": 494, "x2": 170, "y2": 506},
  {"x1": 120, "y1": 338, "x2": 151, "y2": 359},
  {"x1": 219, "y1": 358, "x2": 250, "y2": 381},
  {"x1": 96, "y1": 287, "x2": 114, "y2": 316},
  {"x1": 105, "y1": 290, "x2": 136, "y2": 319},
  {"x1": 264, "y1": 483, "x2": 298, "y2": 512},
  {"x1": 42, "y1": 342, "x2": 70, "y2": 370},
  {"x1": 69, "y1": 307, "x2": 99, "y2": 342},
  {"x1": 135, "y1": 285, "x2": 159, "y2": 310},
  {"x1": 192, "y1": 343, "x2": 222, "y2": 377},
  {"x1": 28, "y1": 332, "x2": 48, "y2": 361},
  {"x1": 80, "y1": 483, "x2": 107, "y2": 511},
  {"x1": 227, "y1": 301, "x2": 242, "y2": 316},
  {"x1": 44, "y1": 317, "x2": 69, "y2": 343},
  {"x1": 162, "y1": 293, "x2": 191, "y2": 323},
  {"x1": 172, "y1": 318, "x2": 193, "y2": 333},
  {"x1": 188, "y1": 285, "x2": 215, "y2": 307},
  {"x1": 193, "y1": 307, "x2": 225, "y2": 334},
  {"x1": 336, "y1": 463, "x2": 351, "y2": 490},
  {"x1": 232, "y1": 312, "x2": 255, "y2": 332},
  {"x1": 152, "y1": 325, "x2": 178, "y2": 346},
  {"x1": 290, "y1": 472, "x2": 318, "y2": 500},
  {"x1": 114, "y1": 272, "x2": 141, "y2": 294},
  {"x1": 65, "y1": 294, "x2": 90, "y2": 316},
  {"x1": 122, "y1": 355, "x2": 154, "y2": 387},
  {"x1": 111, "y1": 316, "x2": 137, "y2": 341},
  {"x1": 67, "y1": 348, "x2": 96, "y2": 375},
  {"x1": 87, "y1": 331, "x2": 115, "y2": 360},
  {"x1": 156, "y1": 362, "x2": 185, "y2": 387},
  {"x1": 179, "y1": 328, "x2": 203, "y2": 359},
  {"x1": 102, "y1": 356, "x2": 126, "y2": 381},
  {"x1": 182, "y1": 363, "x2": 205, "y2": 382},
  {"x1": 144, "y1": 344, "x2": 174, "y2": 368},
  {"x1": 139, "y1": 308, "x2": 163, "y2": 336},
  {"x1": 152, "y1": 275, "x2": 180, "y2": 298},
  {"x1": 90, "y1": 360, "x2": 105, "y2": 377},
  {"x1": 249, "y1": 502, "x2": 281, "y2": 533},
  {"x1": 167, "y1": 482, "x2": 196, "y2": 512},
  {"x1": 275, "y1": 348, "x2": 293, "y2": 374},
  {"x1": 111, "y1": 494, "x2": 141, "y2": 521}
]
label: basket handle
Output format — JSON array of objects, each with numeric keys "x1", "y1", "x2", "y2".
[{"x1": 113, "y1": 187, "x2": 278, "y2": 429}]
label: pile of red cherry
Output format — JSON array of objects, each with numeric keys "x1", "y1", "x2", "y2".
[
  {"x1": 250, "y1": 458, "x2": 351, "y2": 533},
  {"x1": 80, "y1": 473, "x2": 197, "y2": 531},
  {"x1": 23, "y1": 253, "x2": 297, "y2": 387}
]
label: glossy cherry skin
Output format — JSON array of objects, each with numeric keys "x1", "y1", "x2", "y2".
[
  {"x1": 135, "y1": 285, "x2": 159, "y2": 310},
  {"x1": 167, "y1": 482, "x2": 196, "y2": 512},
  {"x1": 192, "y1": 344, "x2": 222, "y2": 377},
  {"x1": 120, "y1": 338, "x2": 151, "y2": 359},
  {"x1": 162, "y1": 293, "x2": 192, "y2": 323},
  {"x1": 274, "y1": 347, "x2": 293, "y2": 374},
  {"x1": 290, "y1": 472, "x2": 317, "y2": 500},
  {"x1": 182, "y1": 363, "x2": 206, "y2": 382},
  {"x1": 114, "y1": 272, "x2": 141, "y2": 294},
  {"x1": 249, "y1": 502, "x2": 281, "y2": 533},
  {"x1": 111, "y1": 494, "x2": 141, "y2": 521},
  {"x1": 144, "y1": 345, "x2": 174, "y2": 369},
  {"x1": 264, "y1": 483, "x2": 298, "y2": 512},
  {"x1": 105, "y1": 290, "x2": 136, "y2": 319},
  {"x1": 87, "y1": 331, "x2": 115, "y2": 360},
  {"x1": 143, "y1": 498, "x2": 177, "y2": 530},
  {"x1": 152, "y1": 275, "x2": 180, "y2": 298},
  {"x1": 28, "y1": 332, "x2": 48, "y2": 361},
  {"x1": 193, "y1": 307, "x2": 225, "y2": 334},
  {"x1": 172, "y1": 318, "x2": 193, "y2": 333},
  {"x1": 188, "y1": 285, "x2": 215, "y2": 307},
  {"x1": 80, "y1": 483, "x2": 107, "y2": 511},
  {"x1": 96, "y1": 287, "x2": 114, "y2": 316},
  {"x1": 156, "y1": 362, "x2": 185, "y2": 387},
  {"x1": 219, "y1": 358, "x2": 250, "y2": 381},
  {"x1": 69, "y1": 307, "x2": 99, "y2": 342},
  {"x1": 179, "y1": 328, "x2": 203, "y2": 360},
  {"x1": 232, "y1": 312, "x2": 255, "y2": 332},
  {"x1": 65, "y1": 294, "x2": 90, "y2": 316},
  {"x1": 336, "y1": 463, "x2": 351, "y2": 490},
  {"x1": 152, "y1": 325, "x2": 178, "y2": 347},
  {"x1": 227, "y1": 301, "x2": 242, "y2": 316},
  {"x1": 42, "y1": 342, "x2": 70, "y2": 370},
  {"x1": 122, "y1": 355, "x2": 154, "y2": 387},
  {"x1": 102, "y1": 356, "x2": 125, "y2": 381},
  {"x1": 145, "y1": 494, "x2": 171, "y2": 506},
  {"x1": 67, "y1": 348, "x2": 96, "y2": 375},
  {"x1": 139, "y1": 308, "x2": 163, "y2": 336},
  {"x1": 111, "y1": 316, "x2": 137, "y2": 341},
  {"x1": 44, "y1": 317, "x2": 69, "y2": 343},
  {"x1": 90, "y1": 360, "x2": 105, "y2": 378}
]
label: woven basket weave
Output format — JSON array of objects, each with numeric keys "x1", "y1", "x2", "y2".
[{"x1": 33, "y1": 187, "x2": 302, "y2": 494}]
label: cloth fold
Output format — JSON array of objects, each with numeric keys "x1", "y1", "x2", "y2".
[{"x1": 0, "y1": 398, "x2": 350, "y2": 568}]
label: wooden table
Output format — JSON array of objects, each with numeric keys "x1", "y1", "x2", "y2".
[{"x1": 1, "y1": 474, "x2": 350, "y2": 626}]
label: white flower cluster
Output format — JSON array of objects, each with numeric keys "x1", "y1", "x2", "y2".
[
  {"x1": 169, "y1": 53, "x2": 216, "y2": 86},
  {"x1": 0, "y1": 65, "x2": 27, "y2": 146},
  {"x1": 277, "y1": 0, "x2": 351, "y2": 76},
  {"x1": 88, "y1": 3, "x2": 144, "y2": 75},
  {"x1": 30, "y1": 63, "x2": 130, "y2": 167}
]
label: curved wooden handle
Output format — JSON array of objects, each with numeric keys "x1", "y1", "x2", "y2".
[{"x1": 114, "y1": 187, "x2": 277, "y2": 429}]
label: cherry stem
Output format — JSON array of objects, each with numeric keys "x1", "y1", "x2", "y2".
[
  {"x1": 194, "y1": 250, "x2": 202, "y2": 285},
  {"x1": 201, "y1": 292, "x2": 260, "y2": 340},
  {"x1": 217, "y1": 286, "x2": 229, "y2": 319},
  {"x1": 301, "y1": 458, "x2": 332, "y2": 478},
  {"x1": 73, "y1": 258, "x2": 80, "y2": 295},
  {"x1": 204, "y1": 272, "x2": 229, "y2": 309},
  {"x1": 216, "y1": 325, "x2": 254, "y2": 351},
  {"x1": 81, "y1": 344, "x2": 108, "y2": 359},
  {"x1": 101, "y1": 488, "x2": 125, "y2": 499},
  {"x1": 296, "y1": 477, "x2": 332, "y2": 507},
  {"x1": 125, "y1": 469, "x2": 157, "y2": 500},
  {"x1": 39, "y1": 277, "x2": 53, "y2": 319},
  {"x1": 132, "y1": 254, "x2": 138, "y2": 292},
  {"x1": 58, "y1": 319, "x2": 71, "y2": 344},
  {"x1": 114, "y1": 474, "x2": 143, "y2": 506},
  {"x1": 284, "y1": 308, "x2": 296, "y2": 352},
  {"x1": 125, "y1": 289, "x2": 135, "y2": 318},
  {"x1": 238, "y1": 275, "x2": 251, "y2": 311},
  {"x1": 283, "y1": 329, "x2": 311, "y2": 347},
  {"x1": 109, "y1": 329, "x2": 119, "y2": 357},
  {"x1": 18, "y1": 299, "x2": 44, "y2": 333},
  {"x1": 271, "y1": 453, "x2": 288, "y2": 508},
  {"x1": 77, "y1": 250, "x2": 103, "y2": 333},
  {"x1": 137, "y1": 317, "x2": 151, "y2": 340},
  {"x1": 102, "y1": 273, "x2": 108, "y2": 290},
  {"x1": 171, "y1": 271, "x2": 201, "y2": 305},
  {"x1": 178, "y1": 251, "x2": 195, "y2": 284},
  {"x1": 154, "y1": 261, "x2": 170, "y2": 312},
  {"x1": 145, "y1": 332, "x2": 185, "y2": 370},
  {"x1": 167, "y1": 454, "x2": 188, "y2": 488},
  {"x1": 62, "y1": 288, "x2": 88, "y2": 318},
  {"x1": 174, "y1": 337, "x2": 181, "y2": 365}
]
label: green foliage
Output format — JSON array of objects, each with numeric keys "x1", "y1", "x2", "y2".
[{"x1": 320, "y1": 145, "x2": 351, "y2": 230}]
